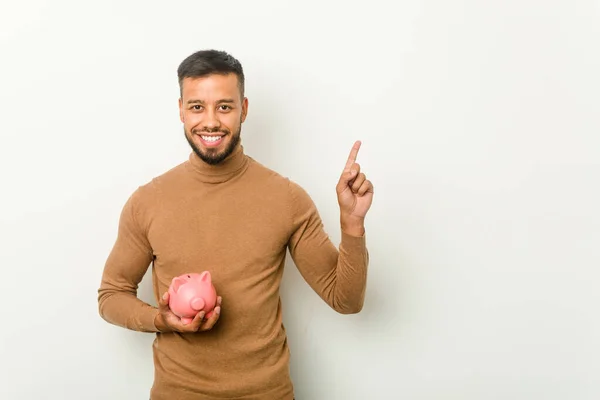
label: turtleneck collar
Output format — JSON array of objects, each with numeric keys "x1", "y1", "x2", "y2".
[{"x1": 185, "y1": 144, "x2": 250, "y2": 183}]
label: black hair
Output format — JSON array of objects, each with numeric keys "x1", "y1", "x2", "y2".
[{"x1": 177, "y1": 49, "x2": 245, "y2": 98}]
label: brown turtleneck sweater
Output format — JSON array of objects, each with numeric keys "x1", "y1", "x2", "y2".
[{"x1": 97, "y1": 145, "x2": 369, "y2": 399}]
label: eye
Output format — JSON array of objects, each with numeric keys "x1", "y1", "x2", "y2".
[
  {"x1": 191, "y1": 105, "x2": 203, "y2": 111},
  {"x1": 218, "y1": 105, "x2": 232, "y2": 111}
]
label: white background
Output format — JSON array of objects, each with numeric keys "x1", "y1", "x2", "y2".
[{"x1": 1, "y1": 1, "x2": 599, "y2": 399}]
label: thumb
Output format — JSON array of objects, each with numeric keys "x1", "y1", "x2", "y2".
[
  {"x1": 337, "y1": 169, "x2": 357, "y2": 193},
  {"x1": 158, "y1": 291, "x2": 170, "y2": 310}
]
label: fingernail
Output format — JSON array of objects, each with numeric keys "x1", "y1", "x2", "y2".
[
  {"x1": 215, "y1": 307, "x2": 221, "y2": 315},
  {"x1": 163, "y1": 293, "x2": 168, "y2": 300}
]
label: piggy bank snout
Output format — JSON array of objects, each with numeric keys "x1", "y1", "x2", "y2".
[{"x1": 190, "y1": 297, "x2": 205, "y2": 311}]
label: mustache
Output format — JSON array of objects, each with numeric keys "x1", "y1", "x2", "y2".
[{"x1": 193, "y1": 127, "x2": 230, "y2": 135}]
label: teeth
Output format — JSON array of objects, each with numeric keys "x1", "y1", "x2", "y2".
[{"x1": 201, "y1": 135, "x2": 222, "y2": 142}]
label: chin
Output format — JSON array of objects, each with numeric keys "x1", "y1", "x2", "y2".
[{"x1": 184, "y1": 127, "x2": 241, "y2": 165}]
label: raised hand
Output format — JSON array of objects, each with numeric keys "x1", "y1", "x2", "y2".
[
  {"x1": 154, "y1": 291, "x2": 222, "y2": 333},
  {"x1": 336, "y1": 140, "x2": 374, "y2": 222}
]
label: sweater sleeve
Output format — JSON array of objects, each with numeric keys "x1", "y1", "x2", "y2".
[
  {"x1": 286, "y1": 180, "x2": 369, "y2": 314},
  {"x1": 97, "y1": 189, "x2": 159, "y2": 332}
]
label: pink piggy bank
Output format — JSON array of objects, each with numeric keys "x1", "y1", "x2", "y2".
[{"x1": 168, "y1": 271, "x2": 217, "y2": 324}]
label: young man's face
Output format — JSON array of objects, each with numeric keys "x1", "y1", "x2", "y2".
[{"x1": 179, "y1": 73, "x2": 248, "y2": 165}]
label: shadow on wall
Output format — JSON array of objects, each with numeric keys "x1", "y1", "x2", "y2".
[
  {"x1": 278, "y1": 241, "x2": 408, "y2": 397},
  {"x1": 138, "y1": 265, "x2": 158, "y2": 308},
  {"x1": 280, "y1": 239, "x2": 409, "y2": 328}
]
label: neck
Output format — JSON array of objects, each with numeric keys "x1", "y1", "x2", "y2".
[{"x1": 186, "y1": 144, "x2": 249, "y2": 183}]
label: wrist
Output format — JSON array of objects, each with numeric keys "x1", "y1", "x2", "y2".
[
  {"x1": 154, "y1": 312, "x2": 169, "y2": 332},
  {"x1": 340, "y1": 214, "x2": 365, "y2": 236}
]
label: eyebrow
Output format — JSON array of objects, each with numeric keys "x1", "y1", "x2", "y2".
[{"x1": 186, "y1": 99, "x2": 236, "y2": 105}]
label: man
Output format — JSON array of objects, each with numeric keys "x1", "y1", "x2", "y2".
[{"x1": 97, "y1": 49, "x2": 374, "y2": 400}]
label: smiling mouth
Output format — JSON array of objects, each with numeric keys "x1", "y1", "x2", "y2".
[
  {"x1": 196, "y1": 133, "x2": 225, "y2": 147},
  {"x1": 201, "y1": 135, "x2": 222, "y2": 142}
]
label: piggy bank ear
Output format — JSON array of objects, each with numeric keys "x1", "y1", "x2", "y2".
[
  {"x1": 171, "y1": 276, "x2": 186, "y2": 293},
  {"x1": 199, "y1": 271, "x2": 211, "y2": 283}
]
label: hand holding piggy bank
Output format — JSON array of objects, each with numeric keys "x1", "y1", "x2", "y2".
[{"x1": 168, "y1": 271, "x2": 218, "y2": 325}]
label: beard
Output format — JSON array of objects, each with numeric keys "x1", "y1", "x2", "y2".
[{"x1": 184, "y1": 124, "x2": 241, "y2": 166}]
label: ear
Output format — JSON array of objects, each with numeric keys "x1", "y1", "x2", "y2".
[
  {"x1": 171, "y1": 276, "x2": 186, "y2": 293},
  {"x1": 199, "y1": 271, "x2": 211, "y2": 283},
  {"x1": 241, "y1": 97, "x2": 248, "y2": 123},
  {"x1": 178, "y1": 97, "x2": 184, "y2": 123}
]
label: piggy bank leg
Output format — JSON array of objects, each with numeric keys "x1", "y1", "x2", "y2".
[{"x1": 181, "y1": 316, "x2": 194, "y2": 325}]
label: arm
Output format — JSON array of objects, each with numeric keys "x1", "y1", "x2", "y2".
[
  {"x1": 287, "y1": 180, "x2": 369, "y2": 314},
  {"x1": 97, "y1": 189, "x2": 159, "y2": 332},
  {"x1": 287, "y1": 140, "x2": 374, "y2": 314}
]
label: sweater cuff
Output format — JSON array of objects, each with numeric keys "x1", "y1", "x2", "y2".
[
  {"x1": 140, "y1": 307, "x2": 161, "y2": 333},
  {"x1": 340, "y1": 230, "x2": 366, "y2": 251}
]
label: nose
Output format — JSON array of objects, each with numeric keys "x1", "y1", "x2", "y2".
[{"x1": 203, "y1": 109, "x2": 221, "y2": 131}]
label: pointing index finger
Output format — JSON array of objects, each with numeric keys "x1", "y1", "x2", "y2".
[{"x1": 344, "y1": 140, "x2": 361, "y2": 171}]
